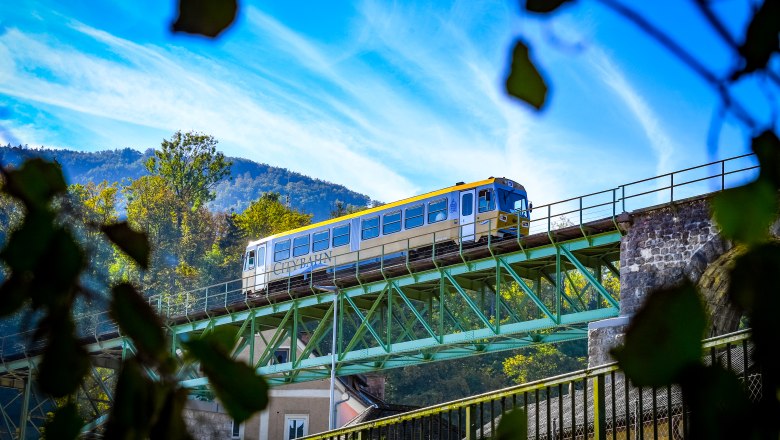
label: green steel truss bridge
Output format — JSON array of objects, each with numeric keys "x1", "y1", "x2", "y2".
[{"x1": 0, "y1": 154, "x2": 758, "y2": 437}]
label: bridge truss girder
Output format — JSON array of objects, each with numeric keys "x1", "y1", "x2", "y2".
[{"x1": 176, "y1": 230, "x2": 621, "y2": 389}]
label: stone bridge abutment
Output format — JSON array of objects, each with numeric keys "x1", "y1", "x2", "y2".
[{"x1": 588, "y1": 196, "x2": 743, "y2": 367}]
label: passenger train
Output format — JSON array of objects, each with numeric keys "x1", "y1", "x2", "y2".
[{"x1": 242, "y1": 177, "x2": 531, "y2": 293}]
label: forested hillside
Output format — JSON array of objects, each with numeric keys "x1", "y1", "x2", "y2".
[{"x1": 0, "y1": 145, "x2": 370, "y2": 221}]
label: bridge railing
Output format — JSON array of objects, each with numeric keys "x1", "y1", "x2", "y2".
[
  {"x1": 299, "y1": 330, "x2": 757, "y2": 440},
  {"x1": 528, "y1": 153, "x2": 758, "y2": 236},
  {"x1": 0, "y1": 154, "x2": 759, "y2": 361}
]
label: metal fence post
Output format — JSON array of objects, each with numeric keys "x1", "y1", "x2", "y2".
[
  {"x1": 465, "y1": 404, "x2": 477, "y2": 440},
  {"x1": 593, "y1": 374, "x2": 606, "y2": 440}
]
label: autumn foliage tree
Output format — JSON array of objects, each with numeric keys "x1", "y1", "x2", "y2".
[{"x1": 145, "y1": 130, "x2": 232, "y2": 211}]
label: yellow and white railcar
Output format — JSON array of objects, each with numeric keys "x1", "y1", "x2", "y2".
[{"x1": 241, "y1": 177, "x2": 530, "y2": 292}]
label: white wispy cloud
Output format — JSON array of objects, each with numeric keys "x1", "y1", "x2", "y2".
[
  {"x1": 0, "y1": 0, "x2": 576, "y2": 205},
  {"x1": 588, "y1": 47, "x2": 675, "y2": 175}
]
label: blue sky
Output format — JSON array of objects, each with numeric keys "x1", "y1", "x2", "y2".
[{"x1": 0, "y1": 0, "x2": 772, "y2": 204}]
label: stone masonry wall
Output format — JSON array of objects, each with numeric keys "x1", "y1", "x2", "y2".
[
  {"x1": 589, "y1": 197, "x2": 728, "y2": 367},
  {"x1": 619, "y1": 197, "x2": 719, "y2": 315},
  {"x1": 182, "y1": 400, "x2": 234, "y2": 440}
]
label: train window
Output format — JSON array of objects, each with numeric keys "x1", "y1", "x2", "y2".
[
  {"x1": 292, "y1": 235, "x2": 310, "y2": 257},
  {"x1": 245, "y1": 250, "x2": 255, "y2": 271},
  {"x1": 428, "y1": 198, "x2": 447, "y2": 223},
  {"x1": 383, "y1": 211, "x2": 402, "y2": 235},
  {"x1": 274, "y1": 240, "x2": 291, "y2": 262},
  {"x1": 361, "y1": 216, "x2": 380, "y2": 240},
  {"x1": 313, "y1": 230, "x2": 330, "y2": 252},
  {"x1": 257, "y1": 247, "x2": 265, "y2": 266},
  {"x1": 405, "y1": 204, "x2": 424, "y2": 229},
  {"x1": 478, "y1": 189, "x2": 495, "y2": 213},
  {"x1": 333, "y1": 224, "x2": 350, "y2": 247},
  {"x1": 498, "y1": 189, "x2": 526, "y2": 213}
]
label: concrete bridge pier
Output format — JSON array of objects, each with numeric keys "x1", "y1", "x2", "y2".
[{"x1": 587, "y1": 197, "x2": 743, "y2": 367}]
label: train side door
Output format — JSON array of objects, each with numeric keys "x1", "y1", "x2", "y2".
[
  {"x1": 255, "y1": 245, "x2": 266, "y2": 291},
  {"x1": 459, "y1": 190, "x2": 476, "y2": 242}
]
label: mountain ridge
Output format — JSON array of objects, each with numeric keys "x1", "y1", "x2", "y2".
[{"x1": 0, "y1": 145, "x2": 371, "y2": 221}]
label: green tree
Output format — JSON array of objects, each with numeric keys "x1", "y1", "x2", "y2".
[
  {"x1": 145, "y1": 130, "x2": 232, "y2": 210},
  {"x1": 502, "y1": 342, "x2": 586, "y2": 384},
  {"x1": 234, "y1": 192, "x2": 312, "y2": 240},
  {"x1": 385, "y1": 353, "x2": 512, "y2": 407},
  {"x1": 329, "y1": 200, "x2": 368, "y2": 218}
]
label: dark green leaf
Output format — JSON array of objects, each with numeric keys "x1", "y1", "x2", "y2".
[
  {"x1": 149, "y1": 388, "x2": 194, "y2": 440},
  {"x1": 734, "y1": 0, "x2": 780, "y2": 78},
  {"x1": 172, "y1": 0, "x2": 237, "y2": 38},
  {"x1": 711, "y1": 179, "x2": 777, "y2": 245},
  {"x1": 752, "y1": 130, "x2": 780, "y2": 186},
  {"x1": 104, "y1": 359, "x2": 158, "y2": 440},
  {"x1": 611, "y1": 282, "x2": 706, "y2": 386},
  {"x1": 525, "y1": 0, "x2": 572, "y2": 14},
  {"x1": 43, "y1": 403, "x2": 83, "y2": 440},
  {"x1": 102, "y1": 222, "x2": 150, "y2": 269},
  {"x1": 37, "y1": 317, "x2": 90, "y2": 397},
  {"x1": 728, "y1": 243, "x2": 780, "y2": 374},
  {"x1": 0, "y1": 273, "x2": 30, "y2": 317},
  {"x1": 0, "y1": 158, "x2": 66, "y2": 209},
  {"x1": 680, "y1": 365, "x2": 751, "y2": 440},
  {"x1": 505, "y1": 40, "x2": 548, "y2": 110},
  {"x1": 0, "y1": 209, "x2": 56, "y2": 272},
  {"x1": 111, "y1": 283, "x2": 167, "y2": 365},
  {"x1": 183, "y1": 332, "x2": 269, "y2": 422},
  {"x1": 31, "y1": 228, "x2": 84, "y2": 310},
  {"x1": 203, "y1": 326, "x2": 239, "y2": 354},
  {"x1": 495, "y1": 407, "x2": 528, "y2": 440}
]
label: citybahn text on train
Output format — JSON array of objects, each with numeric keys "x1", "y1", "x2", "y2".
[{"x1": 242, "y1": 177, "x2": 531, "y2": 292}]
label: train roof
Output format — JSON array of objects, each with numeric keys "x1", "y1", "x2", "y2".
[{"x1": 247, "y1": 177, "x2": 525, "y2": 247}]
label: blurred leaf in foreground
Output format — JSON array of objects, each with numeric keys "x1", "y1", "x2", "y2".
[
  {"x1": 505, "y1": 40, "x2": 548, "y2": 110},
  {"x1": 111, "y1": 283, "x2": 168, "y2": 366},
  {"x1": 183, "y1": 329, "x2": 268, "y2": 423},
  {"x1": 495, "y1": 407, "x2": 528, "y2": 440},
  {"x1": 680, "y1": 365, "x2": 751, "y2": 440},
  {"x1": 102, "y1": 221, "x2": 151, "y2": 269},
  {"x1": 733, "y1": 0, "x2": 780, "y2": 78},
  {"x1": 525, "y1": 0, "x2": 572, "y2": 14},
  {"x1": 43, "y1": 403, "x2": 83, "y2": 440},
  {"x1": 172, "y1": 0, "x2": 237, "y2": 38},
  {"x1": 611, "y1": 282, "x2": 706, "y2": 386},
  {"x1": 711, "y1": 179, "x2": 777, "y2": 246}
]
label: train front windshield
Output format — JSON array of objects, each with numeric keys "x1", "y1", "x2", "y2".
[{"x1": 498, "y1": 189, "x2": 529, "y2": 217}]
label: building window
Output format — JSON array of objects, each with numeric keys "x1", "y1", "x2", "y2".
[
  {"x1": 478, "y1": 189, "x2": 495, "y2": 213},
  {"x1": 332, "y1": 224, "x2": 350, "y2": 247},
  {"x1": 361, "y1": 216, "x2": 379, "y2": 240},
  {"x1": 231, "y1": 419, "x2": 241, "y2": 439},
  {"x1": 428, "y1": 198, "x2": 447, "y2": 223},
  {"x1": 272, "y1": 348, "x2": 290, "y2": 364},
  {"x1": 382, "y1": 210, "x2": 402, "y2": 235},
  {"x1": 404, "y1": 204, "x2": 424, "y2": 229},
  {"x1": 292, "y1": 235, "x2": 310, "y2": 257},
  {"x1": 274, "y1": 240, "x2": 291, "y2": 262},
  {"x1": 313, "y1": 230, "x2": 330, "y2": 252},
  {"x1": 284, "y1": 415, "x2": 309, "y2": 440}
]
